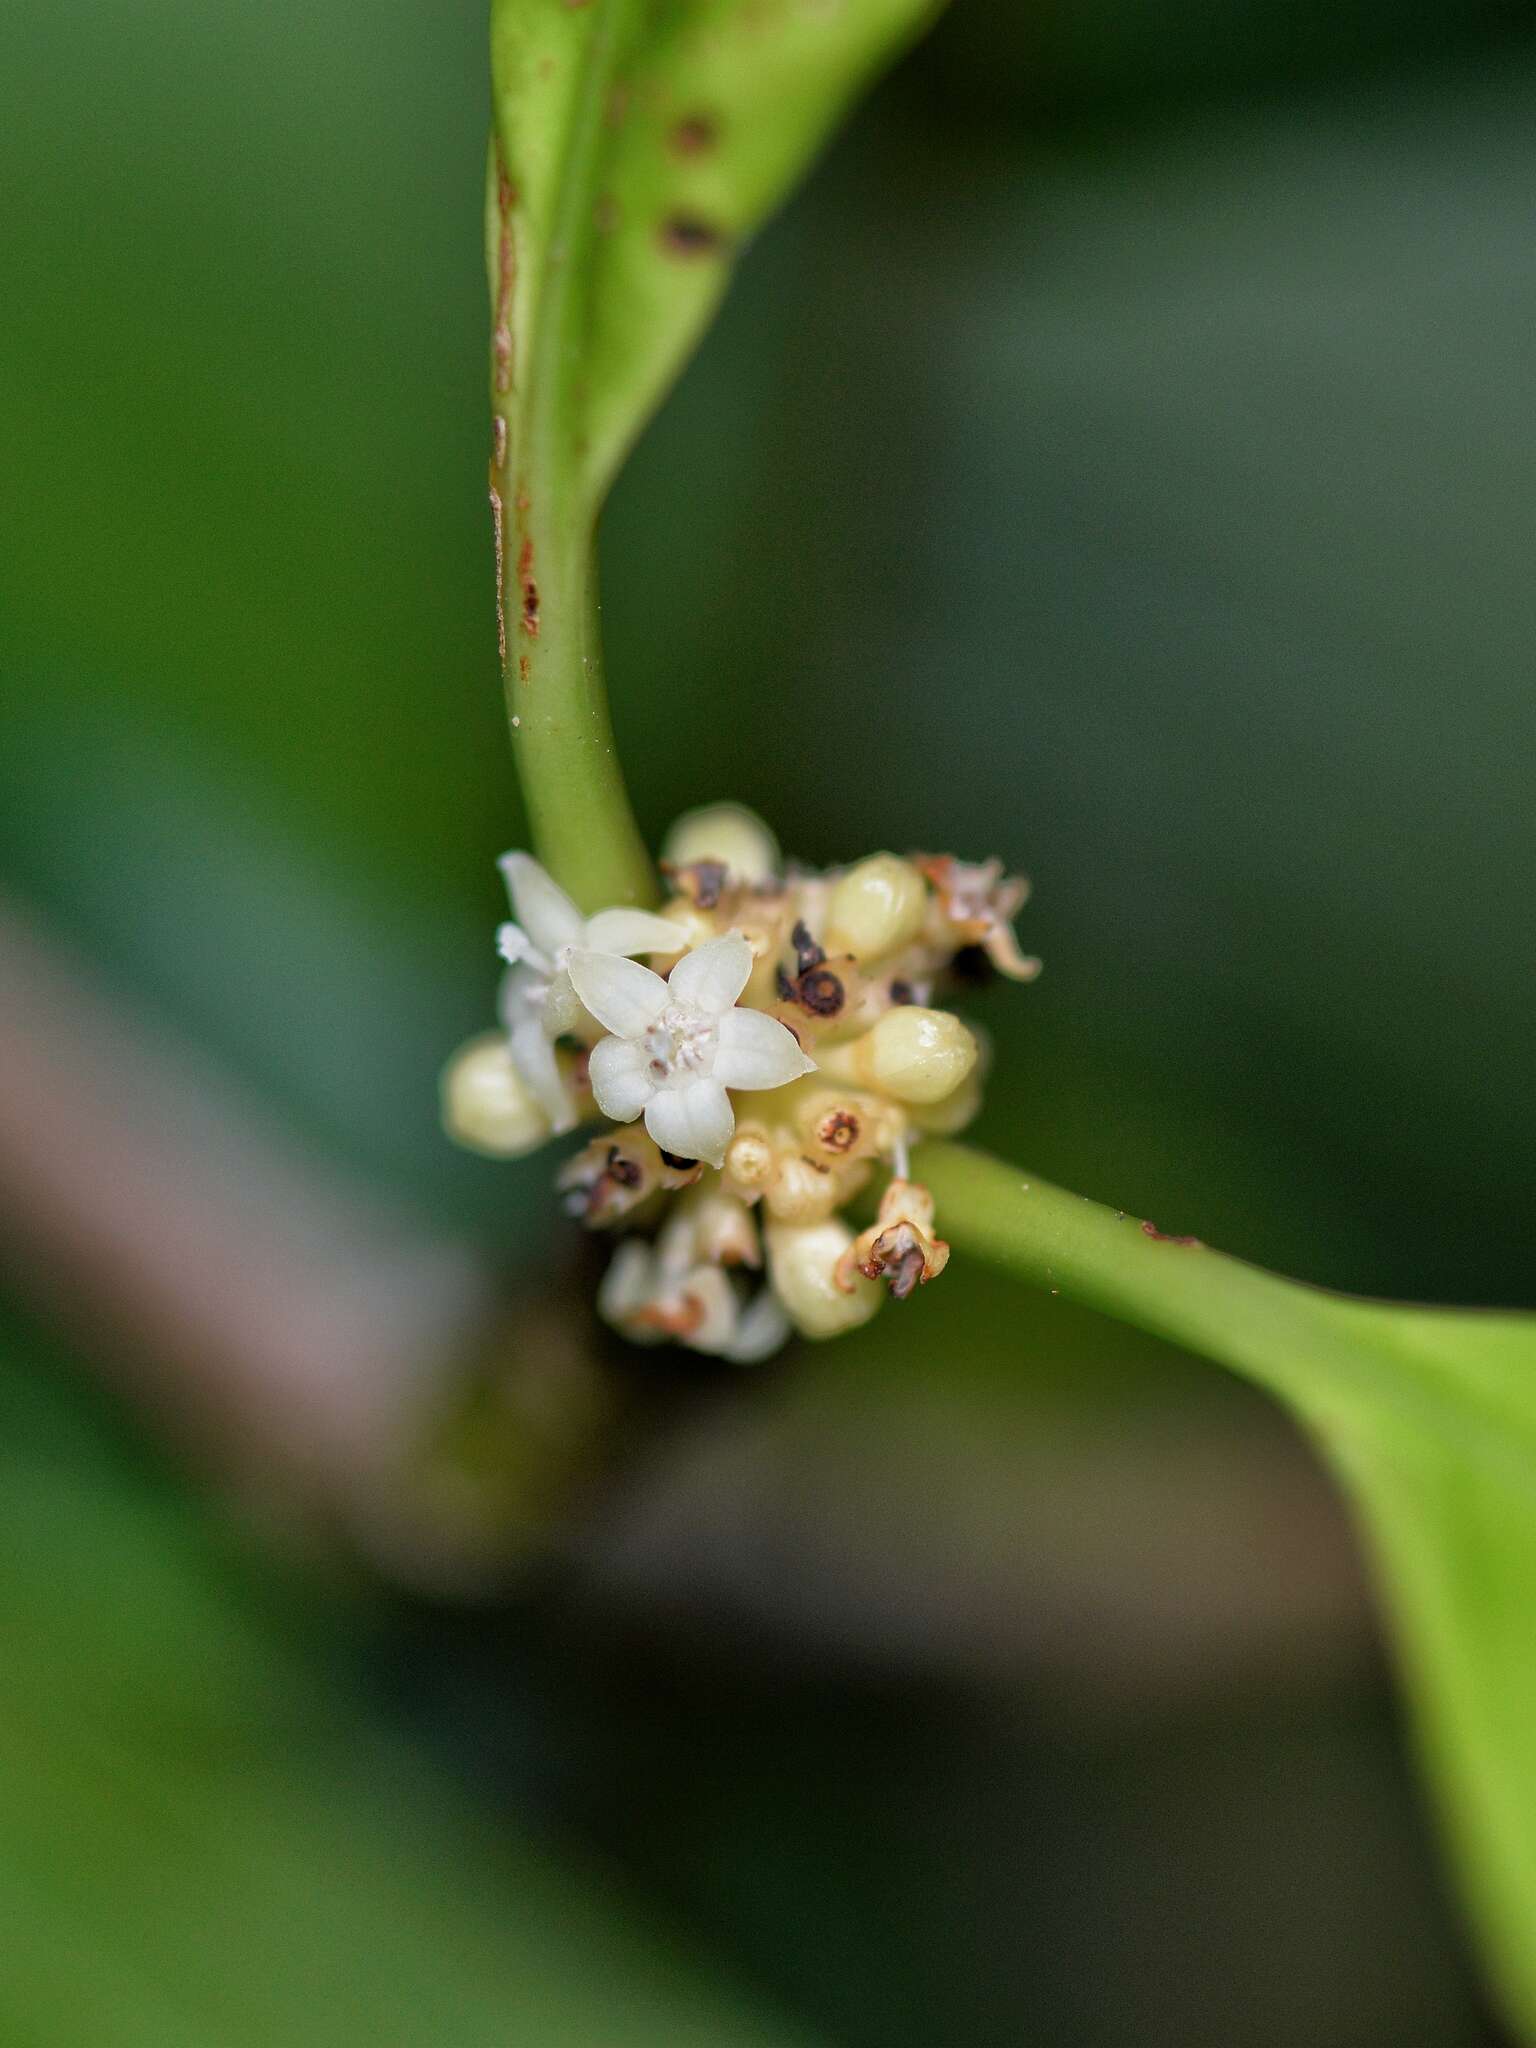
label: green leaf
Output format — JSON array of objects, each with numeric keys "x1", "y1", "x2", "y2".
[
  {"x1": 489, "y1": 0, "x2": 938, "y2": 510},
  {"x1": 487, "y1": 0, "x2": 940, "y2": 911},
  {"x1": 919, "y1": 1140, "x2": 1536, "y2": 2040}
]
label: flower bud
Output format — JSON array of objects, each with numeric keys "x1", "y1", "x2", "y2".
[
  {"x1": 441, "y1": 1033, "x2": 553, "y2": 1157},
  {"x1": 598, "y1": 1241, "x2": 668, "y2": 1344},
  {"x1": 765, "y1": 1220, "x2": 882, "y2": 1340},
  {"x1": 821, "y1": 1006, "x2": 979, "y2": 1104},
  {"x1": 661, "y1": 803, "x2": 779, "y2": 886},
  {"x1": 791, "y1": 1087, "x2": 899, "y2": 1164},
  {"x1": 824, "y1": 855, "x2": 928, "y2": 965},
  {"x1": 684, "y1": 1186, "x2": 762, "y2": 1268},
  {"x1": 724, "y1": 1120, "x2": 777, "y2": 1197},
  {"x1": 598, "y1": 1241, "x2": 741, "y2": 1355},
  {"x1": 905, "y1": 1069, "x2": 983, "y2": 1137},
  {"x1": 764, "y1": 1151, "x2": 843, "y2": 1225},
  {"x1": 558, "y1": 1133, "x2": 657, "y2": 1226}
]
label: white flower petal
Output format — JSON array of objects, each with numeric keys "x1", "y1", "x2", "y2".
[
  {"x1": 542, "y1": 967, "x2": 583, "y2": 1040},
  {"x1": 567, "y1": 949, "x2": 669, "y2": 1038},
  {"x1": 676, "y1": 1267, "x2": 741, "y2": 1357},
  {"x1": 598, "y1": 1242, "x2": 667, "y2": 1345},
  {"x1": 497, "y1": 961, "x2": 540, "y2": 1034},
  {"x1": 588, "y1": 1034, "x2": 655, "y2": 1123},
  {"x1": 723, "y1": 1286, "x2": 792, "y2": 1365},
  {"x1": 667, "y1": 932, "x2": 752, "y2": 1015},
  {"x1": 496, "y1": 921, "x2": 544, "y2": 970},
  {"x1": 499, "y1": 852, "x2": 583, "y2": 959},
  {"x1": 644, "y1": 1076, "x2": 735, "y2": 1169},
  {"x1": 510, "y1": 1013, "x2": 575, "y2": 1133},
  {"x1": 714, "y1": 1007, "x2": 817, "y2": 1092},
  {"x1": 583, "y1": 908, "x2": 690, "y2": 958}
]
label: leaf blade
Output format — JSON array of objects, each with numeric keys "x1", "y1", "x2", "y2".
[
  {"x1": 489, "y1": 0, "x2": 943, "y2": 517},
  {"x1": 920, "y1": 1139, "x2": 1536, "y2": 2040}
]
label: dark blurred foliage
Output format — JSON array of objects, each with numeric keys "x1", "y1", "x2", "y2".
[{"x1": 4, "y1": 0, "x2": 1535, "y2": 2041}]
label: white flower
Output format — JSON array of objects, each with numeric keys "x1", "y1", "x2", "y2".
[
  {"x1": 495, "y1": 852, "x2": 687, "y2": 1132},
  {"x1": 598, "y1": 1238, "x2": 791, "y2": 1364},
  {"x1": 568, "y1": 932, "x2": 815, "y2": 1169}
]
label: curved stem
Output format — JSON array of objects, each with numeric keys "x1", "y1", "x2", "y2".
[
  {"x1": 913, "y1": 1140, "x2": 1384, "y2": 1416},
  {"x1": 487, "y1": 3, "x2": 655, "y2": 913}
]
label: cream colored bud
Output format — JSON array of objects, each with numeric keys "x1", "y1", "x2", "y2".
[
  {"x1": 765, "y1": 1220, "x2": 882, "y2": 1340},
  {"x1": 441, "y1": 1033, "x2": 553, "y2": 1157},
  {"x1": 724, "y1": 1121, "x2": 777, "y2": 1196},
  {"x1": 824, "y1": 855, "x2": 928, "y2": 964},
  {"x1": 821, "y1": 1006, "x2": 979, "y2": 1105},
  {"x1": 764, "y1": 1152, "x2": 843, "y2": 1225},
  {"x1": 598, "y1": 1241, "x2": 667, "y2": 1342},
  {"x1": 661, "y1": 802, "x2": 779, "y2": 886},
  {"x1": 906, "y1": 1070, "x2": 983, "y2": 1137},
  {"x1": 791, "y1": 1086, "x2": 899, "y2": 1164},
  {"x1": 686, "y1": 1187, "x2": 762, "y2": 1269}
]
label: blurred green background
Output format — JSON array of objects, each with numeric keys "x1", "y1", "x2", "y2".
[{"x1": 4, "y1": 0, "x2": 1535, "y2": 2041}]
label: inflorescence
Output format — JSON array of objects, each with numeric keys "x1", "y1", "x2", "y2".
[{"x1": 442, "y1": 805, "x2": 1037, "y2": 1363}]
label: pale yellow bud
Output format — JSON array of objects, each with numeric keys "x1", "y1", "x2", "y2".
[
  {"x1": 824, "y1": 855, "x2": 928, "y2": 964},
  {"x1": 441, "y1": 1033, "x2": 554, "y2": 1157},
  {"x1": 906, "y1": 1070, "x2": 983, "y2": 1137},
  {"x1": 790, "y1": 1086, "x2": 897, "y2": 1165},
  {"x1": 661, "y1": 803, "x2": 779, "y2": 886},
  {"x1": 764, "y1": 1152, "x2": 843, "y2": 1225},
  {"x1": 685, "y1": 1186, "x2": 762, "y2": 1269},
  {"x1": 765, "y1": 1220, "x2": 882, "y2": 1340},
  {"x1": 724, "y1": 1120, "x2": 777, "y2": 1197},
  {"x1": 820, "y1": 1006, "x2": 979, "y2": 1105}
]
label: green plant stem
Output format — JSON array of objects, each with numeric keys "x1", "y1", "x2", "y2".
[
  {"x1": 913, "y1": 1139, "x2": 1383, "y2": 1418},
  {"x1": 487, "y1": 7, "x2": 654, "y2": 914}
]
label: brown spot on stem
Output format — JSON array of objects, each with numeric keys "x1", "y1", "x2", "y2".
[
  {"x1": 491, "y1": 151, "x2": 518, "y2": 394},
  {"x1": 1141, "y1": 1220, "x2": 1202, "y2": 1247},
  {"x1": 488, "y1": 484, "x2": 507, "y2": 663},
  {"x1": 518, "y1": 654, "x2": 530, "y2": 682},
  {"x1": 660, "y1": 212, "x2": 725, "y2": 258},
  {"x1": 669, "y1": 114, "x2": 719, "y2": 156},
  {"x1": 494, "y1": 229, "x2": 515, "y2": 394},
  {"x1": 594, "y1": 192, "x2": 621, "y2": 234},
  {"x1": 517, "y1": 537, "x2": 539, "y2": 638}
]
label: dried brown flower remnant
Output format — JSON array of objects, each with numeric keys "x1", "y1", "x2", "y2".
[
  {"x1": 837, "y1": 1179, "x2": 950, "y2": 1300},
  {"x1": 916, "y1": 854, "x2": 1039, "y2": 981}
]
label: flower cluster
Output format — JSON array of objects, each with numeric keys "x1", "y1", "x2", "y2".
[{"x1": 442, "y1": 804, "x2": 1037, "y2": 1363}]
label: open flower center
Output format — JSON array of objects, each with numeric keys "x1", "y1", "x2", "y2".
[{"x1": 645, "y1": 1001, "x2": 717, "y2": 1084}]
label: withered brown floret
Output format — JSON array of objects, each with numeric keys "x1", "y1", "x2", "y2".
[
  {"x1": 915, "y1": 853, "x2": 1040, "y2": 982},
  {"x1": 836, "y1": 1179, "x2": 950, "y2": 1300}
]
